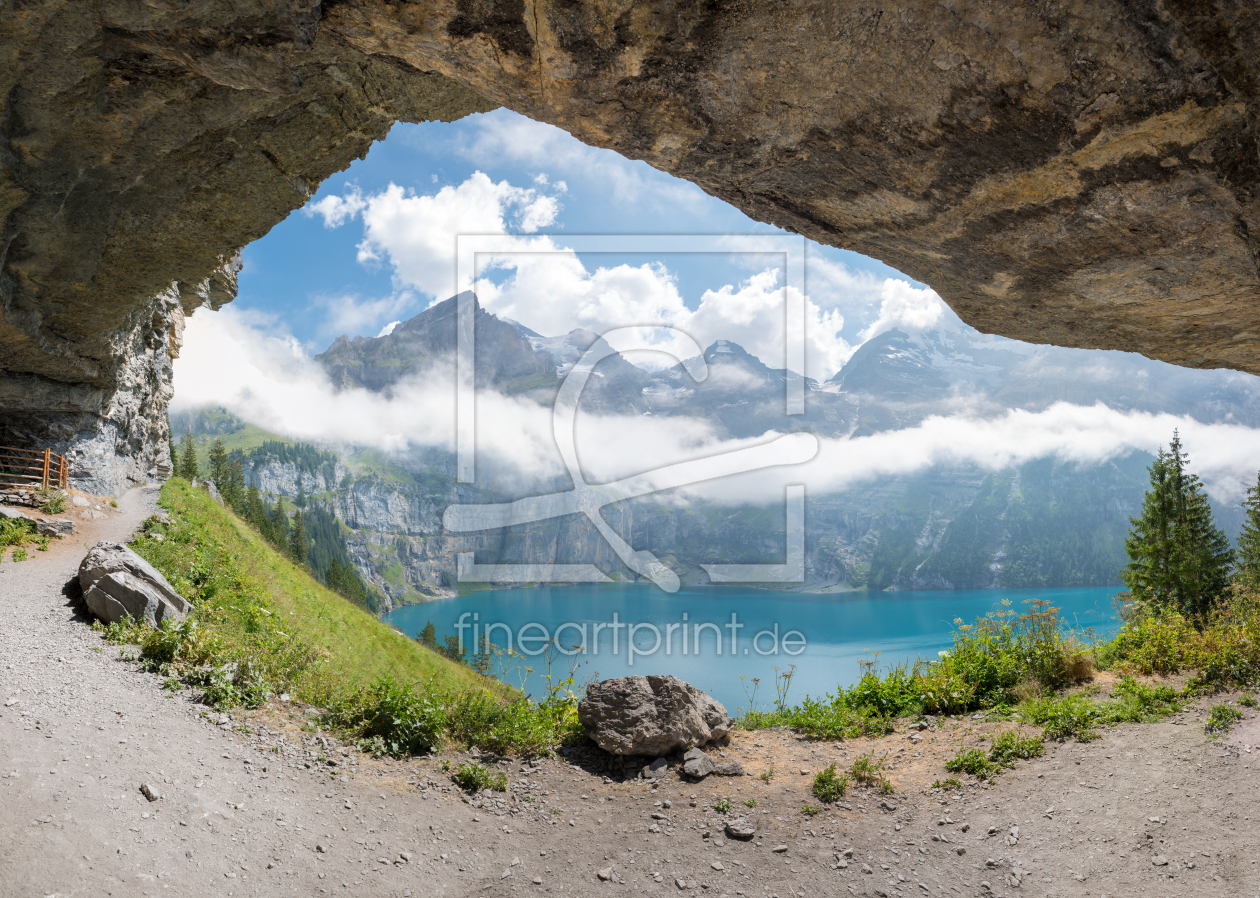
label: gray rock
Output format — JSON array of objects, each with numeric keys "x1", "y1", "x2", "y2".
[
  {"x1": 36, "y1": 518, "x2": 73, "y2": 536},
  {"x1": 713, "y1": 761, "x2": 745, "y2": 777},
  {"x1": 71, "y1": 495, "x2": 90, "y2": 507},
  {"x1": 723, "y1": 818, "x2": 756, "y2": 841},
  {"x1": 641, "y1": 757, "x2": 669, "y2": 780},
  {"x1": 139, "y1": 783, "x2": 161, "y2": 802},
  {"x1": 682, "y1": 747, "x2": 716, "y2": 779},
  {"x1": 203, "y1": 481, "x2": 224, "y2": 505},
  {"x1": 78, "y1": 542, "x2": 190, "y2": 625},
  {"x1": 578, "y1": 675, "x2": 733, "y2": 756},
  {"x1": 0, "y1": 507, "x2": 28, "y2": 520},
  {"x1": 597, "y1": 866, "x2": 614, "y2": 881}
]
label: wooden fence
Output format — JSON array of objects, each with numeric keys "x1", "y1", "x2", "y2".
[{"x1": 0, "y1": 445, "x2": 68, "y2": 491}]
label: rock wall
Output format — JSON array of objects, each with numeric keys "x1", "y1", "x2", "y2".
[{"x1": 4, "y1": 1, "x2": 1260, "y2": 489}]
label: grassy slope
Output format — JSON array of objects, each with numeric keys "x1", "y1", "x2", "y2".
[
  {"x1": 190, "y1": 424, "x2": 293, "y2": 470},
  {"x1": 141, "y1": 479, "x2": 489, "y2": 697}
]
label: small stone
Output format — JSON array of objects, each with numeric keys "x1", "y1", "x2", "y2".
[
  {"x1": 1152, "y1": 856, "x2": 1168, "y2": 867},
  {"x1": 772, "y1": 845, "x2": 788, "y2": 854},
  {"x1": 711, "y1": 861, "x2": 724, "y2": 871},
  {"x1": 861, "y1": 863, "x2": 873, "y2": 874},
  {"x1": 316, "y1": 844, "x2": 328, "y2": 854},
  {"x1": 598, "y1": 867, "x2": 614, "y2": 881},
  {"x1": 533, "y1": 876, "x2": 543, "y2": 885},
  {"x1": 399, "y1": 851, "x2": 412, "y2": 863},
  {"x1": 139, "y1": 784, "x2": 160, "y2": 802},
  {"x1": 724, "y1": 819, "x2": 757, "y2": 841},
  {"x1": 799, "y1": 768, "x2": 810, "y2": 775},
  {"x1": 956, "y1": 847, "x2": 966, "y2": 856},
  {"x1": 501, "y1": 869, "x2": 511, "y2": 879},
  {"x1": 961, "y1": 823, "x2": 970, "y2": 832}
]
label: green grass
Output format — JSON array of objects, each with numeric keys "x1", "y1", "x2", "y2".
[
  {"x1": 129, "y1": 479, "x2": 487, "y2": 699},
  {"x1": 106, "y1": 479, "x2": 590, "y2": 758}
]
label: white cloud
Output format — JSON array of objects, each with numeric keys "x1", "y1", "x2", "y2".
[
  {"x1": 308, "y1": 291, "x2": 420, "y2": 344},
  {"x1": 858, "y1": 279, "x2": 946, "y2": 342},
  {"x1": 306, "y1": 190, "x2": 367, "y2": 228},
  {"x1": 377, "y1": 320, "x2": 401, "y2": 337},
  {"x1": 175, "y1": 308, "x2": 1260, "y2": 513}
]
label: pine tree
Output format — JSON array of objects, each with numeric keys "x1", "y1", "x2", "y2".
[
  {"x1": 224, "y1": 459, "x2": 246, "y2": 509},
  {"x1": 269, "y1": 500, "x2": 290, "y2": 556},
  {"x1": 1123, "y1": 431, "x2": 1234, "y2": 617},
  {"x1": 246, "y1": 482, "x2": 267, "y2": 534},
  {"x1": 208, "y1": 438, "x2": 228, "y2": 491},
  {"x1": 178, "y1": 431, "x2": 199, "y2": 481},
  {"x1": 295, "y1": 474, "x2": 307, "y2": 509},
  {"x1": 1237, "y1": 471, "x2": 1260, "y2": 584},
  {"x1": 290, "y1": 510, "x2": 309, "y2": 566},
  {"x1": 419, "y1": 621, "x2": 439, "y2": 651}
]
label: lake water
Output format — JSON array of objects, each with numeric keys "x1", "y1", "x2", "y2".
[{"x1": 382, "y1": 584, "x2": 1124, "y2": 712}]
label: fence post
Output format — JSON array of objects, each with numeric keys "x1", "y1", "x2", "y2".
[
  {"x1": 42, "y1": 448, "x2": 50, "y2": 490},
  {"x1": 60, "y1": 454, "x2": 67, "y2": 490}
]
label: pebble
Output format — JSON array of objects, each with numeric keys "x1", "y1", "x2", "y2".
[
  {"x1": 772, "y1": 845, "x2": 788, "y2": 853},
  {"x1": 598, "y1": 867, "x2": 614, "y2": 881}
]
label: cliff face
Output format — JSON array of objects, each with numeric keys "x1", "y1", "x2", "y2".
[{"x1": 5, "y1": 1, "x2": 1260, "y2": 490}]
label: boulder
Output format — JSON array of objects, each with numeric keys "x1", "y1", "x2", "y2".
[
  {"x1": 682, "y1": 747, "x2": 716, "y2": 779},
  {"x1": 640, "y1": 757, "x2": 669, "y2": 780},
  {"x1": 36, "y1": 518, "x2": 73, "y2": 536},
  {"x1": 78, "y1": 541, "x2": 190, "y2": 626},
  {"x1": 714, "y1": 761, "x2": 746, "y2": 777},
  {"x1": 578, "y1": 675, "x2": 733, "y2": 756},
  {"x1": 724, "y1": 818, "x2": 757, "y2": 841}
]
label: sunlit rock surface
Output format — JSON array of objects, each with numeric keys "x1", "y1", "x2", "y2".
[{"x1": 3, "y1": 1, "x2": 1259, "y2": 488}]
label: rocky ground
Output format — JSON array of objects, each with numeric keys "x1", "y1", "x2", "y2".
[{"x1": 2, "y1": 485, "x2": 1259, "y2": 898}]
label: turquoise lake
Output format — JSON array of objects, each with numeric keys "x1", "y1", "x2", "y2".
[{"x1": 382, "y1": 585, "x2": 1123, "y2": 712}]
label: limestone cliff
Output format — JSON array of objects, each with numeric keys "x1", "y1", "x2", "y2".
[{"x1": 4, "y1": 1, "x2": 1260, "y2": 491}]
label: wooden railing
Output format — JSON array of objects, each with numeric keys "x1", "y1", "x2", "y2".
[{"x1": 0, "y1": 445, "x2": 68, "y2": 491}]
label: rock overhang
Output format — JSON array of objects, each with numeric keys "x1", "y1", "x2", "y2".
[{"x1": 3, "y1": 0, "x2": 1259, "y2": 489}]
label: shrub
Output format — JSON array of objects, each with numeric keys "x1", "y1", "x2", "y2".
[
  {"x1": 452, "y1": 761, "x2": 507, "y2": 792},
  {"x1": 801, "y1": 804, "x2": 821, "y2": 816},
  {"x1": 1206, "y1": 703, "x2": 1245, "y2": 735},
  {"x1": 713, "y1": 797, "x2": 731, "y2": 813},
  {"x1": 987, "y1": 730, "x2": 1044, "y2": 766},
  {"x1": 931, "y1": 777, "x2": 963, "y2": 790},
  {"x1": 812, "y1": 763, "x2": 849, "y2": 803},
  {"x1": 945, "y1": 748, "x2": 998, "y2": 780},
  {"x1": 326, "y1": 675, "x2": 446, "y2": 758},
  {"x1": 1239, "y1": 693, "x2": 1258, "y2": 709},
  {"x1": 39, "y1": 491, "x2": 66, "y2": 514}
]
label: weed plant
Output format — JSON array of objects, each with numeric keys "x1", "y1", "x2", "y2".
[
  {"x1": 452, "y1": 761, "x2": 507, "y2": 792},
  {"x1": 811, "y1": 763, "x2": 849, "y2": 802},
  {"x1": 1205, "y1": 703, "x2": 1245, "y2": 735}
]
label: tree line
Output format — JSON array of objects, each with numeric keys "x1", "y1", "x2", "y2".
[
  {"x1": 171, "y1": 430, "x2": 379, "y2": 613},
  {"x1": 1123, "y1": 429, "x2": 1260, "y2": 615}
]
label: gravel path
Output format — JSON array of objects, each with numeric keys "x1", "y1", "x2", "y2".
[{"x1": 2, "y1": 485, "x2": 1258, "y2": 897}]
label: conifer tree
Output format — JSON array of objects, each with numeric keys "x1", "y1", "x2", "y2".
[
  {"x1": 290, "y1": 510, "x2": 309, "y2": 566},
  {"x1": 208, "y1": 438, "x2": 228, "y2": 490},
  {"x1": 178, "y1": 431, "x2": 199, "y2": 481},
  {"x1": 1123, "y1": 431, "x2": 1234, "y2": 617},
  {"x1": 419, "y1": 621, "x2": 439, "y2": 651},
  {"x1": 1237, "y1": 471, "x2": 1260, "y2": 585},
  {"x1": 295, "y1": 474, "x2": 307, "y2": 509},
  {"x1": 246, "y1": 482, "x2": 267, "y2": 534},
  {"x1": 224, "y1": 459, "x2": 246, "y2": 509},
  {"x1": 269, "y1": 500, "x2": 290, "y2": 556}
]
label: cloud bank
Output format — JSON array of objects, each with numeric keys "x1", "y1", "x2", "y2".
[{"x1": 174, "y1": 307, "x2": 1260, "y2": 505}]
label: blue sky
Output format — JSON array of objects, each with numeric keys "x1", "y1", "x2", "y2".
[{"x1": 233, "y1": 107, "x2": 945, "y2": 371}]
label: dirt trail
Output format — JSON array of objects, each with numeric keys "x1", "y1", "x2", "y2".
[{"x1": 2, "y1": 486, "x2": 1257, "y2": 898}]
